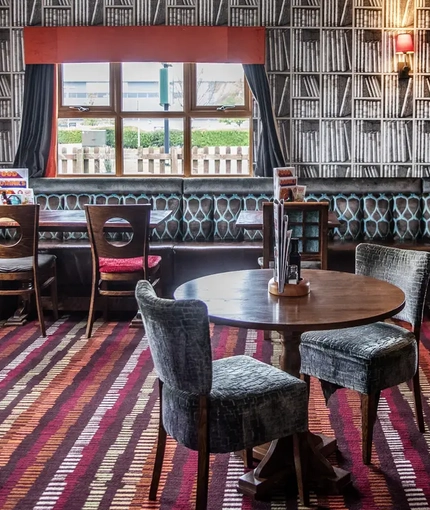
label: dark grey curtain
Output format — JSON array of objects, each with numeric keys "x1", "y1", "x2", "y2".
[
  {"x1": 13, "y1": 64, "x2": 55, "y2": 177},
  {"x1": 243, "y1": 63, "x2": 285, "y2": 177}
]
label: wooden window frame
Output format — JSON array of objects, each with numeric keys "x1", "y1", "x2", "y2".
[{"x1": 57, "y1": 63, "x2": 253, "y2": 178}]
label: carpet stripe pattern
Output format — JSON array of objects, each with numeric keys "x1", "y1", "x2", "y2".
[{"x1": 0, "y1": 316, "x2": 430, "y2": 509}]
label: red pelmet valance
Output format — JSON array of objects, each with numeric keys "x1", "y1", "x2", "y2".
[{"x1": 24, "y1": 25, "x2": 266, "y2": 64}]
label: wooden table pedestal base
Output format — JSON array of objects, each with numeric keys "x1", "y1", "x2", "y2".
[
  {"x1": 238, "y1": 329, "x2": 352, "y2": 500},
  {"x1": 238, "y1": 432, "x2": 351, "y2": 499}
]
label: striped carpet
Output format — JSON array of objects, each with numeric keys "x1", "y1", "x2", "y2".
[{"x1": 1, "y1": 316, "x2": 430, "y2": 510}]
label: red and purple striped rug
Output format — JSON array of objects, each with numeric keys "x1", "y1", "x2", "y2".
[{"x1": 1, "y1": 315, "x2": 430, "y2": 509}]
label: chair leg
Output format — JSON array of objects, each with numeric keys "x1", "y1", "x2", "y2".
[
  {"x1": 361, "y1": 391, "x2": 380, "y2": 465},
  {"x1": 86, "y1": 277, "x2": 98, "y2": 339},
  {"x1": 302, "y1": 374, "x2": 311, "y2": 399},
  {"x1": 244, "y1": 448, "x2": 254, "y2": 469},
  {"x1": 293, "y1": 432, "x2": 309, "y2": 507},
  {"x1": 33, "y1": 275, "x2": 46, "y2": 337},
  {"x1": 51, "y1": 266, "x2": 59, "y2": 321},
  {"x1": 149, "y1": 380, "x2": 167, "y2": 501},
  {"x1": 412, "y1": 371, "x2": 425, "y2": 433},
  {"x1": 196, "y1": 396, "x2": 209, "y2": 510}
]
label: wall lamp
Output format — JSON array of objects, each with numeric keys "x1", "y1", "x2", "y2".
[{"x1": 395, "y1": 33, "x2": 414, "y2": 79}]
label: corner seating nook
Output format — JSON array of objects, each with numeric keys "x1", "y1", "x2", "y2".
[{"x1": 20, "y1": 176, "x2": 430, "y2": 312}]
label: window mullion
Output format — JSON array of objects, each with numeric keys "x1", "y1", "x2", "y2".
[
  {"x1": 112, "y1": 63, "x2": 123, "y2": 176},
  {"x1": 183, "y1": 64, "x2": 194, "y2": 177}
]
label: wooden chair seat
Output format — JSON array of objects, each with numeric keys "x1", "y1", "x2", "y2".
[
  {"x1": 0, "y1": 254, "x2": 56, "y2": 273},
  {"x1": 99, "y1": 255, "x2": 161, "y2": 273},
  {"x1": 85, "y1": 204, "x2": 161, "y2": 338},
  {"x1": 0, "y1": 204, "x2": 58, "y2": 337}
]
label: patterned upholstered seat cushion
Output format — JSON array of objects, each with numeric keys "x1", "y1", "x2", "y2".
[
  {"x1": 162, "y1": 354, "x2": 308, "y2": 453},
  {"x1": 0, "y1": 254, "x2": 56, "y2": 273},
  {"x1": 300, "y1": 322, "x2": 417, "y2": 395},
  {"x1": 99, "y1": 255, "x2": 161, "y2": 273}
]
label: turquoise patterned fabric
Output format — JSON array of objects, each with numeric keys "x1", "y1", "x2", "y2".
[
  {"x1": 152, "y1": 194, "x2": 182, "y2": 241},
  {"x1": 31, "y1": 190, "x2": 430, "y2": 244},
  {"x1": 242, "y1": 193, "x2": 272, "y2": 241},
  {"x1": 392, "y1": 193, "x2": 421, "y2": 241},
  {"x1": 213, "y1": 194, "x2": 242, "y2": 241},
  {"x1": 181, "y1": 193, "x2": 214, "y2": 241},
  {"x1": 332, "y1": 193, "x2": 362, "y2": 241},
  {"x1": 35, "y1": 193, "x2": 63, "y2": 241},
  {"x1": 363, "y1": 193, "x2": 392, "y2": 241},
  {"x1": 422, "y1": 194, "x2": 430, "y2": 239}
]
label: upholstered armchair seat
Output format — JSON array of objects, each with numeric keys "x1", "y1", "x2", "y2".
[
  {"x1": 135, "y1": 280, "x2": 310, "y2": 509},
  {"x1": 163, "y1": 354, "x2": 308, "y2": 453},
  {"x1": 0, "y1": 253, "x2": 56, "y2": 273},
  {"x1": 299, "y1": 243, "x2": 430, "y2": 465},
  {"x1": 300, "y1": 322, "x2": 417, "y2": 395}
]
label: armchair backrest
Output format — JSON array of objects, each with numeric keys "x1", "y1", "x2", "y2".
[
  {"x1": 0, "y1": 204, "x2": 38, "y2": 260},
  {"x1": 356, "y1": 243, "x2": 430, "y2": 329},
  {"x1": 135, "y1": 280, "x2": 213, "y2": 394},
  {"x1": 262, "y1": 201, "x2": 329, "y2": 269}
]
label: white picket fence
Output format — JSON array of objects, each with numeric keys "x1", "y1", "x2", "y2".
[{"x1": 58, "y1": 145, "x2": 250, "y2": 175}]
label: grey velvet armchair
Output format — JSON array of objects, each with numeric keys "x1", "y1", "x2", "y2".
[
  {"x1": 135, "y1": 280, "x2": 309, "y2": 509},
  {"x1": 300, "y1": 243, "x2": 430, "y2": 464}
]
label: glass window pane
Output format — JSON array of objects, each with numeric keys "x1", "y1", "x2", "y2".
[
  {"x1": 122, "y1": 118, "x2": 184, "y2": 175},
  {"x1": 196, "y1": 64, "x2": 245, "y2": 107},
  {"x1": 191, "y1": 118, "x2": 250, "y2": 175},
  {"x1": 122, "y1": 63, "x2": 183, "y2": 112},
  {"x1": 57, "y1": 118, "x2": 115, "y2": 175},
  {"x1": 62, "y1": 64, "x2": 110, "y2": 107}
]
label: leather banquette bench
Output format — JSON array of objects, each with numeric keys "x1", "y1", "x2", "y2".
[{"x1": 3, "y1": 175, "x2": 430, "y2": 313}]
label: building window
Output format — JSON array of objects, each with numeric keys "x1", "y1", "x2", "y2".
[{"x1": 57, "y1": 62, "x2": 252, "y2": 177}]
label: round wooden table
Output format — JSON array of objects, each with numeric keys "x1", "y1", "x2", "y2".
[{"x1": 174, "y1": 268, "x2": 405, "y2": 498}]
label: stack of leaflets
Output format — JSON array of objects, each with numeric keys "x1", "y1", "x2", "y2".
[
  {"x1": 0, "y1": 169, "x2": 34, "y2": 205},
  {"x1": 273, "y1": 199, "x2": 293, "y2": 293},
  {"x1": 273, "y1": 167, "x2": 306, "y2": 201}
]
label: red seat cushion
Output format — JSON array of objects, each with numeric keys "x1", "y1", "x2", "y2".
[{"x1": 99, "y1": 256, "x2": 161, "y2": 273}]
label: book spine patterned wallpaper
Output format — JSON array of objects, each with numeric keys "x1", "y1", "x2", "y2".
[{"x1": 0, "y1": 0, "x2": 426, "y2": 178}]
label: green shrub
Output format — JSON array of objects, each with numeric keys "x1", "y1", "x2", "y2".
[
  {"x1": 57, "y1": 130, "x2": 82, "y2": 144},
  {"x1": 58, "y1": 127, "x2": 248, "y2": 148},
  {"x1": 192, "y1": 130, "x2": 248, "y2": 147}
]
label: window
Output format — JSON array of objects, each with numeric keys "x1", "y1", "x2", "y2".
[{"x1": 57, "y1": 63, "x2": 252, "y2": 177}]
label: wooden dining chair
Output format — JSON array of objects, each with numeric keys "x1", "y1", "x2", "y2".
[
  {"x1": 300, "y1": 244, "x2": 430, "y2": 464},
  {"x1": 85, "y1": 204, "x2": 161, "y2": 338},
  {"x1": 0, "y1": 204, "x2": 58, "y2": 336},
  {"x1": 135, "y1": 279, "x2": 309, "y2": 509},
  {"x1": 259, "y1": 201, "x2": 329, "y2": 270}
]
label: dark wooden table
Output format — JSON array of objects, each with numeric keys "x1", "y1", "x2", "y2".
[
  {"x1": 174, "y1": 268, "x2": 405, "y2": 499},
  {"x1": 236, "y1": 209, "x2": 341, "y2": 229},
  {"x1": 0, "y1": 209, "x2": 172, "y2": 231}
]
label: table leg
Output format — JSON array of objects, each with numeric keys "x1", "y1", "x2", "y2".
[
  {"x1": 129, "y1": 311, "x2": 143, "y2": 328},
  {"x1": 279, "y1": 330, "x2": 302, "y2": 376},
  {"x1": 237, "y1": 330, "x2": 351, "y2": 498}
]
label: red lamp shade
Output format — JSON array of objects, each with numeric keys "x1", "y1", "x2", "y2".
[{"x1": 396, "y1": 33, "x2": 414, "y2": 54}]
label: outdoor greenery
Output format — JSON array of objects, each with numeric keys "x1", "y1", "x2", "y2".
[{"x1": 58, "y1": 127, "x2": 249, "y2": 148}]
